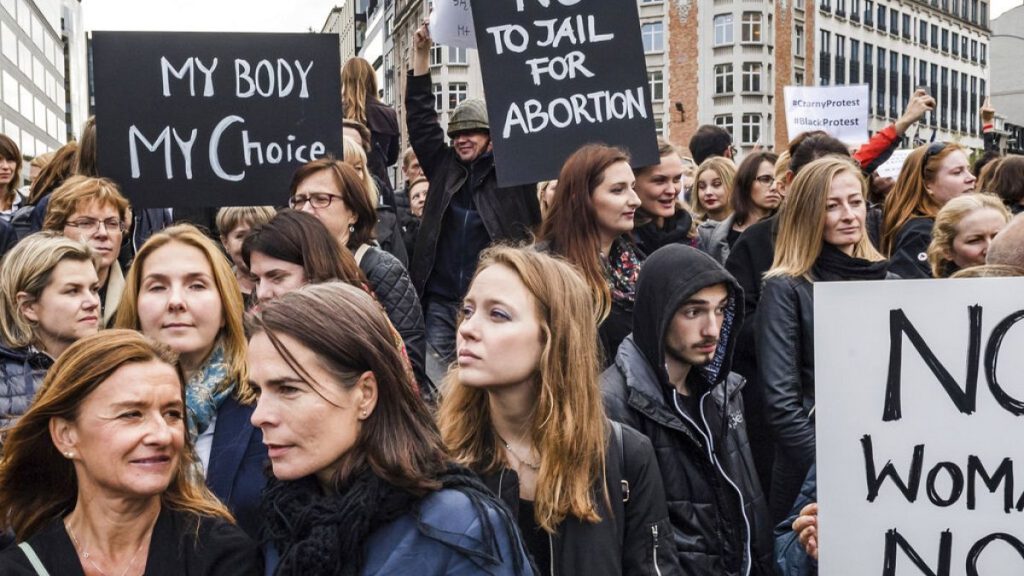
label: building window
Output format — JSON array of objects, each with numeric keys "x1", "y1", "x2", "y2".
[
  {"x1": 902, "y1": 13, "x2": 911, "y2": 39},
  {"x1": 714, "y1": 14, "x2": 734, "y2": 46},
  {"x1": 429, "y1": 44, "x2": 443, "y2": 67},
  {"x1": 648, "y1": 70, "x2": 664, "y2": 101},
  {"x1": 795, "y1": 69, "x2": 805, "y2": 85},
  {"x1": 714, "y1": 114, "x2": 734, "y2": 137},
  {"x1": 741, "y1": 12, "x2": 762, "y2": 43},
  {"x1": 642, "y1": 21, "x2": 664, "y2": 53},
  {"x1": 715, "y1": 63, "x2": 734, "y2": 94},
  {"x1": 432, "y1": 83, "x2": 443, "y2": 111},
  {"x1": 876, "y1": 47, "x2": 886, "y2": 115},
  {"x1": 742, "y1": 62, "x2": 762, "y2": 92},
  {"x1": 795, "y1": 25, "x2": 805, "y2": 56},
  {"x1": 918, "y1": 20, "x2": 927, "y2": 45},
  {"x1": 448, "y1": 47, "x2": 467, "y2": 65},
  {"x1": 981, "y1": 43, "x2": 987, "y2": 65},
  {"x1": 820, "y1": 29, "x2": 832, "y2": 85},
  {"x1": 654, "y1": 116, "x2": 664, "y2": 135},
  {"x1": 931, "y1": 24, "x2": 939, "y2": 49},
  {"x1": 877, "y1": 5, "x2": 887, "y2": 30},
  {"x1": 742, "y1": 114, "x2": 762, "y2": 145},
  {"x1": 850, "y1": 39, "x2": 860, "y2": 83},
  {"x1": 970, "y1": 39, "x2": 978, "y2": 61},
  {"x1": 865, "y1": 0, "x2": 874, "y2": 25},
  {"x1": 820, "y1": 0, "x2": 832, "y2": 12},
  {"x1": 836, "y1": 0, "x2": 846, "y2": 16},
  {"x1": 942, "y1": 29, "x2": 949, "y2": 52},
  {"x1": 448, "y1": 82, "x2": 467, "y2": 110},
  {"x1": 952, "y1": 32, "x2": 960, "y2": 55}
]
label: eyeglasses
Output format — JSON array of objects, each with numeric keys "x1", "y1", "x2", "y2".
[
  {"x1": 920, "y1": 142, "x2": 947, "y2": 175},
  {"x1": 289, "y1": 193, "x2": 343, "y2": 210},
  {"x1": 755, "y1": 175, "x2": 775, "y2": 185},
  {"x1": 64, "y1": 217, "x2": 126, "y2": 235}
]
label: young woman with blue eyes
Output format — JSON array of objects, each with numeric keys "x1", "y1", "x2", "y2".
[{"x1": 115, "y1": 224, "x2": 267, "y2": 541}]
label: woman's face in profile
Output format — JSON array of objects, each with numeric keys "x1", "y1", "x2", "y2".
[
  {"x1": 248, "y1": 331, "x2": 375, "y2": 489},
  {"x1": 55, "y1": 360, "x2": 185, "y2": 500}
]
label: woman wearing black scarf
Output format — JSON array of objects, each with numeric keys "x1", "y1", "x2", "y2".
[
  {"x1": 755, "y1": 157, "x2": 892, "y2": 523},
  {"x1": 247, "y1": 282, "x2": 532, "y2": 576}
]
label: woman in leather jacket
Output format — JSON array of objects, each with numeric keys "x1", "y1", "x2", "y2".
[
  {"x1": 438, "y1": 246, "x2": 680, "y2": 576},
  {"x1": 756, "y1": 157, "x2": 890, "y2": 522}
]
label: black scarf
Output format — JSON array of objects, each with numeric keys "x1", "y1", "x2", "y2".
[
  {"x1": 634, "y1": 210, "x2": 694, "y2": 254},
  {"x1": 811, "y1": 243, "x2": 889, "y2": 282},
  {"x1": 262, "y1": 464, "x2": 524, "y2": 576}
]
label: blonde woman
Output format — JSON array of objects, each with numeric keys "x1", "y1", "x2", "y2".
[
  {"x1": 881, "y1": 142, "x2": 977, "y2": 278},
  {"x1": 0, "y1": 233, "x2": 99, "y2": 428},
  {"x1": 342, "y1": 57, "x2": 399, "y2": 186},
  {"x1": 342, "y1": 135, "x2": 408, "y2": 265},
  {"x1": 114, "y1": 224, "x2": 266, "y2": 540},
  {"x1": 927, "y1": 193, "x2": 1010, "y2": 277},
  {"x1": 439, "y1": 246, "x2": 679, "y2": 575},
  {"x1": 756, "y1": 157, "x2": 890, "y2": 522},
  {"x1": 691, "y1": 156, "x2": 736, "y2": 223}
]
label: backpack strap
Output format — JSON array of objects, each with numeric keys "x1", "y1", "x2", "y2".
[
  {"x1": 18, "y1": 542, "x2": 51, "y2": 576},
  {"x1": 612, "y1": 420, "x2": 629, "y2": 503},
  {"x1": 354, "y1": 243, "x2": 372, "y2": 266}
]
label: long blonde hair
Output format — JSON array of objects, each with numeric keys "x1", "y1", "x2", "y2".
[
  {"x1": 342, "y1": 136, "x2": 379, "y2": 207},
  {"x1": 0, "y1": 330, "x2": 232, "y2": 540},
  {"x1": 438, "y1": 246, "x2": 608, "y2": 533},
  {"x1": 114, "y1": 225, "x2": 252, "y2": 404},
  {"x1": 881, "y1": 143, "x2": 966, "y2": 255},
  {"x1": 927, "y1": 193, "x2": 1010, "y2": 277},
  {"x1": 767, "y1": 157, "x2": 883, "y2": 280},
  {"x1": 342, "y1": 57, "x2": 377, "y2": 126}
]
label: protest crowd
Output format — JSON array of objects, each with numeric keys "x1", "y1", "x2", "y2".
[{"x1": 0, "y1": 8, "x2": 1021, "y2": 576}]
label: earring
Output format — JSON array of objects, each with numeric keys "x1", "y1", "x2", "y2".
[
  {"x1": 64, "y1": 451, "x2": 74, "y2": 458},
  {"x1": 360, "y1": 410, "x2": 368, "y2": 418},
  {"x1": 348, "y1": 224, "x2": 356, "y2": 234}
]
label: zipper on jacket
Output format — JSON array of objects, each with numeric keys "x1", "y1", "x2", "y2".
[
  {"x1": 673, "y1": 391, "x2": 753, "y2": 576},
  {"x1": 548, "y1": 532, "x2": 556, "y2": 576},
  {"x1": 652, "y1": 524, "x2": 663, "y2": 576}
]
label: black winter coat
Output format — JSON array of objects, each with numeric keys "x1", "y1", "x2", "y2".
[
  {"x1": 482, "y1": 423, "x2": 682, "y2": 576},
  {"x1": 602, "y1": 245, "x2": 775, "y2": 576},
  {"x1": 365, "y1": 99, "x2": 400, "y2": 188},
  {"x1": 0, "y1": 345, "x2": 52, "y2": 429},
  {"x1": 405, "y1": 72, "x2": 540, "y2": 297},
  {"x1": 357, "y1": 245, "x2": 433, "y2": 400},
  {"x1": 0, "y1": 219, "x2": 16, "y2": 261},
  {"x1": 887, "y1": 217, "x2": 933, "y2": 279}
]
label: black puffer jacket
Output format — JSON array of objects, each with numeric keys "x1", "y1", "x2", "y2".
[
  {"x1": 357, "y1": 245, "x2": 433, "y2": 401},
  {"x1": 887, "y1": 217, "x2": 933, "y2": 279},
  {"x1": 482, "y1": 423, "x2": 682, "y2": 576},
  {"x1": 0, "y1": 344, "x2": 53, "y2": 428},
  {"x1": 602, "y1": 245, "x2": 775, "y2": 576},
  {"x1": 405, "y1": 72, "x2": 541, "y2": 297}
]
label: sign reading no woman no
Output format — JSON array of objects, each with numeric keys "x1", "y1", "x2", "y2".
[
  {"x1": 816, "y1": 279, "x2": 1024, "y2": 575},
  {"x1": 469, "y1": 0, "x2": 658, "y2": 187},
  {"x1": 92, "y1": 32, "x2": 342, "y2": 208}
]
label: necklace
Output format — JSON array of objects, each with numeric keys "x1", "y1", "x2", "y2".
[
  {"x1": 65, "y1": 519, "x2": 147, "y2": 576},
  {"x1": 495, "y1": 431, "x2": 541, "y2": 471}
]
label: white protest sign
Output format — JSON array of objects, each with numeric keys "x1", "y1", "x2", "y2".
[
  {"x1": 876, "y1": 149, "x2": 914, "y2": 180},
  {"x1": 816, "y1": 278, "x2": 1024, "y2": 575},
  {"x1": 429, "y1": 0, "x2": 477, "y2": 49},
  {"x1": 784, "y1": 84, "x2": 869, "y2": 144}
]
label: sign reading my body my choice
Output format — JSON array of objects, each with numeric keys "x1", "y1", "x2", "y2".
[
  {"x1": 92, "y1": 32, "x2": 341, "y2": 209},
  {"x1": 470, "y1": 0, "x2": 658, "y2": 188},
  {"x1": 816, "y1": 279, "x2": 1024, "y2": 575}
]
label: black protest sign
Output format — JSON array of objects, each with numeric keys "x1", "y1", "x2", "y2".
[
  {"x1": 92, "y1": 32, "x2": 341, "y2": 209},
  {"x1": 469, "y1": 0, "x2": 659, "y2": 187}
]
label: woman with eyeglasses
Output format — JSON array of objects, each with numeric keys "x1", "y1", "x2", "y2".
[
  {"x1": 42, "y1": 176, "x2": 130, "y2": 327},
  {"x1": 697, "y1": 152, "x2": 779, "y2": 265},
  {"x1": 287, "y1": 159, "x2": 427, "y2": 395},
  {"x1": 881, "y1": 141, "x2": 977, "y2": 278}
]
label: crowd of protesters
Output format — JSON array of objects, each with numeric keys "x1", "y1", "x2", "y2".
[{"x1": 0, "y1": 16, "x2": 1019, "y2": 576}]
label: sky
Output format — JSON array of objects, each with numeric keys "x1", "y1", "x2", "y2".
[
  {"x1": 81, "y1": 0, "x2": 344, "y2": 33},
  {"x1": 81, "y1": 0, "x2": 1024, "y2": 33}
]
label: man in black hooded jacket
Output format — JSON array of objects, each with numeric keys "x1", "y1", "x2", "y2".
[{"x1": 602, "y1": 244, "x2": 775, "y2": 575}]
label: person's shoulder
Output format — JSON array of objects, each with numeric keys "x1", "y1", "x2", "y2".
[
  {"x1": 419, "y1": 489, "x2": 490, "y2": 533},
  {"x1": 898, "y1": 217, "x2": 935, "y2": 238},
  {"x1": 0, "y1": 544, "x2": 34, "y2": 574}
]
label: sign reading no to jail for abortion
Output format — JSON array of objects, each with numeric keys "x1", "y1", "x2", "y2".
[
  {"x1": 92, "y1": 32, "x2": 341, "y2": 209},
  {"x1": 815, "y1": 278, "x2": 1024, "y2": 575},
  {"x1": 469, "y1": 0, "x2": 658, "y2": 188}
]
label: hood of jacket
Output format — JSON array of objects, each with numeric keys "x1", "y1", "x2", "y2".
[{"x1": 632, "y1": 244, "x2": 744, "y2": 396}]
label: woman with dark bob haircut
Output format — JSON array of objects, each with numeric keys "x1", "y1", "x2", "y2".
[
  {"x1": 0, "y1": 330, "x2": 260, "y2": 574},
  {"x1": 242, "y1": 209, "x2": 434, "y2": 400},
  {"x1": 248, "y1": 282, "x2": 532, "y2": 575}
]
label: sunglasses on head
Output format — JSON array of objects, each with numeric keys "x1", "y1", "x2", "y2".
[{"x1": 920, "y1": 141, "x2": 948, "y2": 175}]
